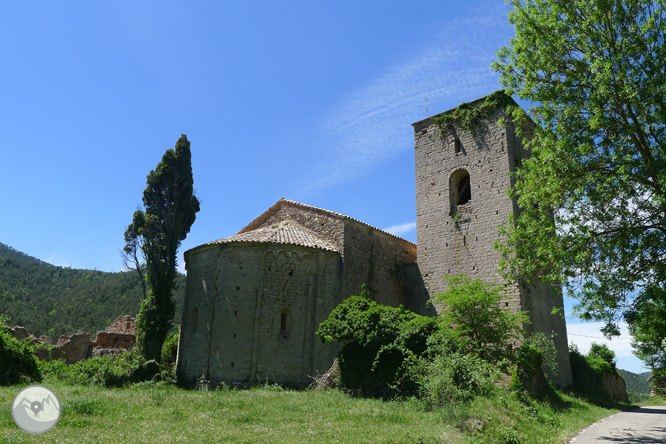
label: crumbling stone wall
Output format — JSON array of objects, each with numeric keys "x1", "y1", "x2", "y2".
[
  {"x1": 10, "y1": 315, "x2": 136, "y2": 364},
  {"x1": 413, "y1": 97, "x2": 572, "y2": 386}
]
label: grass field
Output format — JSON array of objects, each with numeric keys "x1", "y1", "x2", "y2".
[{"x1": 1, "y1": 381, "x2": 642, "y2": 444}]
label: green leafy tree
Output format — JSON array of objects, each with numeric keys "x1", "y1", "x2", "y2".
[
  {"x1": 588, "y1": 343, "x2": 617, "y2": 370},
  {"x1": 625, "y1": 288, "x2": 666, "y2": 394},
  {"x1": 125, "y1": 135, "x2": 200, "y2": 362},
  {"x1": 432, "y1": 275, "x2": 528, "y2": 362},
  {"x1": 493, "y1": 1, "x2": 666, "y2": 336}
]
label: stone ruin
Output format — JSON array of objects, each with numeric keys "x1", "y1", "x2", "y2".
[{"x1": 9, "y1": 315, "x2": 137, "y2": 364}]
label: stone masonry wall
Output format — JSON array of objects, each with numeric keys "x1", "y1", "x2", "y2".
[
  {"x1": 341, "y1": 220, "x2": 416, "y2": 306},
  {"x1": 414, "y1": 108, "x2": 517, "y2": 303},
  {"x1": 238, "y1": 200, "x2": 418, "y2": 306},
  {"x1": 240, "y1": 203, "x2": 346, "y2": 253},
  {"x1": 177, "y1": 243, "x2": 341, "y2": 386},
  {"x1": 413, "y1": 104, "x2": 572, "y2": 386}
]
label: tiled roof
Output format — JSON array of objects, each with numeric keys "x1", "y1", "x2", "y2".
[
  {"x1": 240, "y1": 198, "x2": 414, "y2": 245},
  {"x1": 204, "y1": 219, "x2": 337, "y2": 252}
]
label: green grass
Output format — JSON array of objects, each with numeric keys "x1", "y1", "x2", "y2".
[
  {"x1": 455, "y1": 389, "x2": 630, "y2": 444},
  {"x1": 1, "y1": 383, "x2": 465, "y2": 444},
  {"x1": 0, "y1": 382, "x2": 636, "y2": 444}
]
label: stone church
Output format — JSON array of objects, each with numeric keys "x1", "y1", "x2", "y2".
[{"x1": 175, "y1": 92, "x2": 573, "y2": 387}]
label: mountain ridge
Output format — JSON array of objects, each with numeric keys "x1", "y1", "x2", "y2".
[{"x1": 0, "y1": 242, "x2": 185, "y2": 339}]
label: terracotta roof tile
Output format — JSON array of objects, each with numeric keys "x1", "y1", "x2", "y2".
[
  {"x1": 205, "y1": 220, "x2": 337, "y2": 252},
  {"x1": 241, "y1": 198, "x2": 414, "y2": 245}
]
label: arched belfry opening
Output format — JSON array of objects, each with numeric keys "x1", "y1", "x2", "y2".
[{"x1": 449, "y1": 169, "x2": 471, "y2": 215}]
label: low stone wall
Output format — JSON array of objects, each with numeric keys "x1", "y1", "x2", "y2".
[
  {"x1": 600, "y1": 372, "x2": 630, "y2": 403},
  {"x1": 9, "y1": 315, "x2": 137, "y2": 365}
]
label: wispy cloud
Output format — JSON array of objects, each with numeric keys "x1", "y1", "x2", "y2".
[
  {"x1": 293, "y1": 4, "x2": 512, "y2": 197},
  {"x1": 383, "y1": 222, "x2": 417, "y2": 236}
]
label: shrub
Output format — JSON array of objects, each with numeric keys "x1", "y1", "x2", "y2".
[
  {"x1": 512, "y1": 333, "x2": 559, "y2": 397},
  {"x1": 649, "y1": 367, "x2": 666, "y2": 396},
  {"x1": 317, "y1": 295, "x2": 440, "y2": 398},
  {"x1": 419, "y1": 351, "x2": 496, "y2": 405},
  {"x1": 432, "y1": 275, "x2": 528, "y2": 362},
  {"x1": 588, "y1": 343, "x2": 616, "y2": 370},
  {"x1": 0, "y1": 315, "x2": 41, "y2": 385},
  {"x1": 160, "y1": 325, "x2": 180, "y2": 381},
  {"x1": 40, "y1": 349, "x2": 146, "y2": 387}
]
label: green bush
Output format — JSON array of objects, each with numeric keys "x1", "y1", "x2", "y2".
[
  {"x1": 588, "y1": 343, "x2": 616, "y2": 370},
  {"x1": 649, "y1": 367, "x2": 666, "y2": 396},
  {"x1": 318, "y1": 276, "x2": 540, "y2": 402},
  {"x1": 419, "y1": 351, "x2": 496, "y2": 404},
  {"x1": 317, "y1": 295, "x2": 440, "y2": 398},
  {"x1": 432, "y1": 275, "x2": 528, "y2": 362},
  {"x1": 40, "y1": 349, "x2": 146, "y2": 387},
  {"x1": 160, "y1": 325, "x2": 180, "y2": 377},
  {"x1": 0, "y1": 315, "x2": 41, "y2": 385}
]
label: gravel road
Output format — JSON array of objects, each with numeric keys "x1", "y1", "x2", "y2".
[{"x1": 568, "y1": 406, "x2": 666, "y2": 443}]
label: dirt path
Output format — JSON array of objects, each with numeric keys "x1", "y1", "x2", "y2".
[{"x1": 568, "y1": 406, "x2": 666, "y2": 443}]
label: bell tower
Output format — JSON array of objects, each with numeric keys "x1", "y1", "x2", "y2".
[{"x1": 412, "y1": 92, "x2": 572, "y2": 386}]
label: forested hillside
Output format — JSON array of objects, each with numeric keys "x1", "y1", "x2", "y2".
[
  {"x1": 0, "y1": 243, "x2": 185, "y2": 339},
  {"x1": 618, "y1": 369, "x2": 652, "y2": 395}
]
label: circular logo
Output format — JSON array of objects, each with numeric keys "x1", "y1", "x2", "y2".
[{"x1": 11, "y1": 385, "x2": 61, "y2": 434}]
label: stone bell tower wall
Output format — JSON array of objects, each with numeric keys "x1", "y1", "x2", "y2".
[{"x1": 413, "y1": 100, "x2": 572, "y2": 386}]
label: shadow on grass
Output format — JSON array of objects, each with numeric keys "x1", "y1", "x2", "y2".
[
  {"x1": 516, "y1": 380, "x2": 637, "y2": 414},
  {"x1": 552, "y1": 385, "x2": 637, "y2": 412}
]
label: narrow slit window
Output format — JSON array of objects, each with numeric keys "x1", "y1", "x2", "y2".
[
  {"x1": 191, "y1": 307, "x2": 198, "y2": 333},
  {"x1": 279, "y1": 309, "x2": 290, "y2": 338},
  {"x1": 280, "y1": 313, "x2": 287, "y2": 334},
  {"x1": 454, "y1": 137, "x2": 461, "y2": 154}
]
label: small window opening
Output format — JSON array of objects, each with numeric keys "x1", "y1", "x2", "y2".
[
  {"x1": 280, "y1": 309, "x2": 290, "y2": 338},
  {"x1": 191, "y1": 307, "x2": 198, "y2": 333},
  {"x1": 234, "y1": 310, "x2": 237, "y2": 317},
  {"x1": 457, "y1": 175, "x2": 471, "y2": 205},
  {"x1": 454, "y1": 137, "x2": 461, "y2": 154},
  {"x1": 231, "y1": 362, "x2": 235, "y2": 368},
  {"x1": 449, "y1": 169, "x2": 471, "y2": 216}
]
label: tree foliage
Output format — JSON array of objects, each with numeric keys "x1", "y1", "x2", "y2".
[
  {"x1": 625, "y1": 286, "x2": 666, "y2": 393},
  {"x1": 0, "y1": 243, "x2": 186, "y2": 339},
  {"x1": 493, "y1": 1, "x2": 666, "y2": 335},
  {"x1": 0, "y1": 315, "x2": 41, "y2": 385},
  {"x1": 316, "y1": 295, "x2": 440, "y2": 398},
  {"x1": 317, "y1": 277, "x2": 535, "y2": 401},
  {"x1": 126, "y1": 135, "x2": 199, "y2": 362},
  {"x1": 432, "y1": 275, "x2": 528, "y2": 362},
  {"x1": 588, "y1": 342, "x2": 617, "y2": 370}
]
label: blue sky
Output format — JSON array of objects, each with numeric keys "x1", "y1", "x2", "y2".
[{"x1": 0, "y1": 2, "x2": 643, "y2": 372}]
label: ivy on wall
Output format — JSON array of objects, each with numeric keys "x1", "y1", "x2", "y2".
[{"x1": 433, "y1": 90, "x2": 513, "y2": 136}]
